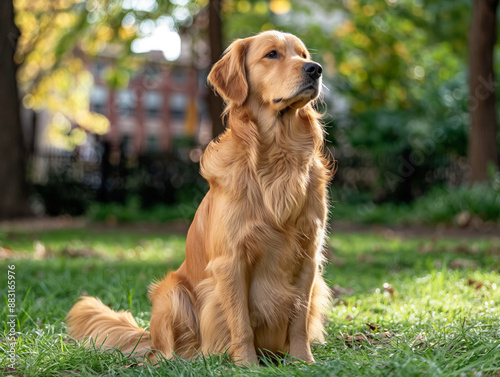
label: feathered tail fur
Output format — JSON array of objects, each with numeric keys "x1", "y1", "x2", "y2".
[{"x1": 66, "y1": 296, "x2": 150, "y2": 355}]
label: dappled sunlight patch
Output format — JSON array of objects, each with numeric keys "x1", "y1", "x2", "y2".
[{"x1": 2, "y1": 230, "x2": 500, "y2": 375}]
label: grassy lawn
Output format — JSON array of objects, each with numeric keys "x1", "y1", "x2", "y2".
[{"x1": 1, "y1": 226, "x2": 499, "y2": 376}]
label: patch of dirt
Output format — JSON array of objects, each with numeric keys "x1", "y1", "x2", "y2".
[
  {"x1": 1, "y1": 217, "x2": 497, "y2": 240},
  {"x1": 0, "y1": 216, "x2": 86, "y2": 232},
  {"x1": 332, "y1": 221, "x2": 500, "y2": 240},
  {"x1": 0, "y1": 216, "x2": 192, "y2": 234}
]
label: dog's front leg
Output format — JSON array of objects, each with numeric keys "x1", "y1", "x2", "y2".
[
  {"x1": 211, "y1": 254, "x2": 258, "y2": 366},
  {"x1": 288, "y1": 256, "x2": 317, "y2": 363}
]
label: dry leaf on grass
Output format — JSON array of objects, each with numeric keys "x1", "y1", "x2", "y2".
[
  {"x1": 2, "y1": 367, "x2": 18, "y2": 375},
  {"x1": 409, "y1": 333, "x2": 428, "y2": 349},
  {"x1": 0, "y1": 247, "x2": 13, "y2": 259},
  {"x1": 365, "y1": 323, "x2": 381, "y2": 332},
  {"x1": 121, "y1": 363, "x2": 145, "y2": 369},
  {"x1": 454, "y1": 211, "x2": 472, "y2": 228},
  {"x1": 34, "y1": 241, "x2": 53, "y2": 259},
  {"x1": 467, "y1": 278, "x2": 490, "y2": 290},
  {"x1": 338, "y1": 323, "x2": 392, "y2": 347},
  {"x1": 383, "y1": 282, "x2": 396, "y2": 297}
]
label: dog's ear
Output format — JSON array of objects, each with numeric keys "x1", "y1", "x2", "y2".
[{"x1": 207, "y1": 39, "x2": 248, "y2": 106}]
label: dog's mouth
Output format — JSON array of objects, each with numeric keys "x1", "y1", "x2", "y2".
[{"x1": 273, "y1": 82, "x2": 320, "y2": 110}]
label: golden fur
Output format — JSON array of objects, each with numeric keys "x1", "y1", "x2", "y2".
[{"x1": 67, "y1": 30, "x2": 333, "y2": 366}]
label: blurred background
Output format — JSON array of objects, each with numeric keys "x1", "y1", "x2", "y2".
[{"x1": 1, "y1": 0, "x2": 499, "y2": 228}]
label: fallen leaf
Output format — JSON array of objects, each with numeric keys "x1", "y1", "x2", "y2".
[
  {"x1": 410, "y1": 333, "x2": 428, "y2": 349},
  {"x1": 467, "y1": 279, "x2": 489, "y2": 290},
  {"x1": 33, "y1": 241, "x2": 53, "y2": 259},
  {"x1": 1, "y1": 367, "x2": 18, "y2": 374},
  {"x1": 0, "y1": 247, "x2": 13, "y2": 259},
  {"x1": 366, "y1": 323, "x2": 381, "y2": 332},
  {"x1": 121, "y1": 363, "x2": 145, "y2": 369},
  {"x1": 455, "y1": 211, "x2": 471, "y2": 228},
  {"x1": 383, "y1": 282, "x2": 396, "y2": 296}
]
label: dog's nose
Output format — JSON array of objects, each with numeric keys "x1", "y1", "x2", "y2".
[{"x1": 303, "y1": 62, "x2": 323, "y2": 80}]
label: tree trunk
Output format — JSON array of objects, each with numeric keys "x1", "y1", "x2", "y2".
[
  {"x1": 468, "y1": 0, "x2": 499, "y2": 184},
  {"x1": 207, "y1": 0, "x2": 225, "y2": 139},
  {"x1": 0, "y1": 0, "x2": 32, "y2": 219}
]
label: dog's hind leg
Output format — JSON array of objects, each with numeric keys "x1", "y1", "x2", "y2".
[{"x1": 148, "y1": 272, "x2": 199, "y2": 360}]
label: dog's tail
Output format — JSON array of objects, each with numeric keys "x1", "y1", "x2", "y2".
[{"x1": 66, "y1": 296, "x2": 150, "y2": 356}]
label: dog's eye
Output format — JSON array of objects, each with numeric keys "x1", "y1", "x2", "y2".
[
  {"x1": 264, "y1": 50, "x2": 278, "y2": 59},
  {"x1": 302, "y1": 52, "x2": 307, "y2": 59}
]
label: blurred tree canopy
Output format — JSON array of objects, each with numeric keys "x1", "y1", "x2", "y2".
[
  {"x1": 14, "y1": 0, "x2": 205, "y2": 150},
  {"x1": 218, "y1": 0, "x2": 498, "y2": 200},
  {"x1": 225, "y1": 0, "x2": 500, "y2": 201},
  {"x1": 2, "y1": 0, "x2": 499, "y2": 219}
]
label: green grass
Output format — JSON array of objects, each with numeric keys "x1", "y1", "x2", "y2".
[{"x1": 1, "y1": 227, "x2": 499, "y2": 376}]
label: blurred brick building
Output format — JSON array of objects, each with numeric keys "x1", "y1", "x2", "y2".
[{"x1": 88, "y1": 47, "x2": 212, "y2": 157}]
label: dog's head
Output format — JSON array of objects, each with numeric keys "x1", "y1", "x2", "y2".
[{"x1": 208, "y1": 30, "x2": 322, "y2": 112}]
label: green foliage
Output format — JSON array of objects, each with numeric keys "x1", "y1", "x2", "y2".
[
  {"x1": 15, "y1": 0, "x2": 201, "y2": 148},
  {"x1": 1, "y1": 228, "x2": 499, "y2": 376},
  {"x1": 331, "y1": 181, "x2": 500, "y2": 225},
  {"x1": 410, "y1": 182, "x2": 500, "y2": 224},
  {"x1": 223, "y1": 0, "x2": 496, "y2": 200},
  {"x1": 87, "y1": 197, "x2": 197, "y2": 223}
]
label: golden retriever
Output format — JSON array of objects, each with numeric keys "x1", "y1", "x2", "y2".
[{"x1": 67, "y1": 30, "x2": 333, "y2": 366}]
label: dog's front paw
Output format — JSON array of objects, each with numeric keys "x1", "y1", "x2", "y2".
[
  {"x1": 231, "y1": 345, "x2": 259, "y2": 367},
  {"x1": 289, "y1": 344, "x2": 315, "y2": 364}
]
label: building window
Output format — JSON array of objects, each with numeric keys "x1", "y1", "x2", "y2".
[
  {"x1": 172, "y1": 69, "x2": 186, "y2": 85},
  {"x1": 144, "y1": 91, "x2": 162, "y2": 119},
  {"x1": 170, "y1": 93, "x2": 186, "y2": 120},
  {"x1": 116, "y1": 90, "x2": 136, "y2": 117},
  {"x1": 147, "y1": 135, "x2": 158, "y2": 153},
  {"x1": 90, "y1": 86, "x2": 108, "y2": 114},
  {"x1": 121, "y1": 135, "x2": 133, "y2": 156},
  {"x1": 143, "y1": 65, "x2": 161, "y2": 89}
]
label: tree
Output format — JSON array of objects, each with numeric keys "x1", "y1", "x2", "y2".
[
  {"x1": 0, "y1": 0, "x2": 31, "y2": 219},
  {"x1": 207, "y1": 0, "x2": 225, "y2": 138},
  {"x1": 468, "y1": 0, "x2": 499, "y2": 184},
  {"x1": 0, "y1": 0, "x2": 205, "y2": 219}
]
